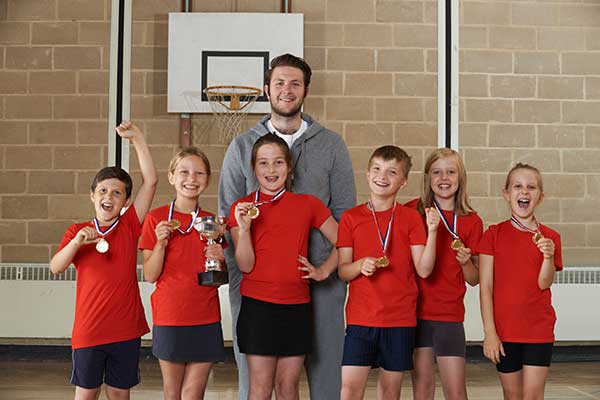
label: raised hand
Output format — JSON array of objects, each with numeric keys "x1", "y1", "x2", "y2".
[
  {"x1": 424, "y1": 207, "x2": 441, "y2": 232},
  {"x1": 537, "y1": 237, "x2": 555, "y2": 259},
  {"x1": 115, "y1": 120, "x2": 142, "y2": 140},
  {"x1": 155, "y1": 220, "x2": 174, "y2": 246}
]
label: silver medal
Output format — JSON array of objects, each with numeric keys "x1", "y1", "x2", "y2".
[{"x1": 96, "y1": 238, "x2": 109, "y2": 253}]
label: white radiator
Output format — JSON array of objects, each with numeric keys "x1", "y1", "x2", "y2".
[
  {"x1": 0, "y1": 264, "x2": 232, "y2": 341},
  {"x1": 0, "y1": 264, "x2": 598, "y2": 342},
  {"x1": 463, "y1": 267, "x2": 600, "y2": 341}
]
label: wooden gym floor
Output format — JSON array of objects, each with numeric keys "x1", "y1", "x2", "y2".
[{"x1": 0, "y1": 359, "x2": 599, "y2": 399}]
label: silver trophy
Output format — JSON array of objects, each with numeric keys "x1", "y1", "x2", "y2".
[{"x1": 194, "y1": 215, "x2": 228, "y2": 286}]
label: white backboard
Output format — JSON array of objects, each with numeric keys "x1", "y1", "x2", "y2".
[{"x1": 168, "y1": 12, "x2": 304, "y2": 114}]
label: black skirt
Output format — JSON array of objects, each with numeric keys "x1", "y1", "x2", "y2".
[{"x1": 236, "y1": 296, "x2": 312, "y2": 356}]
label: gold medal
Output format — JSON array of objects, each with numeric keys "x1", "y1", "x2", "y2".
[
  {"x1": 451, "y1": 239, "x2": 464, "y2": 250},
  {"x1": 170, "y1": 219, "x2": 181, "y2": 229},
  {"x1": 376, "y1": 256, "x2": 389, "y2": 268},
  {"x1": 95, "y1": 238, "x2": 109, "y2": 253},
  {"x1": 247, "y1": 206, "x2": 260, "y2": 219},
  {"x1": 532, "y1": 232, "x2": 544, "y2": 244}
]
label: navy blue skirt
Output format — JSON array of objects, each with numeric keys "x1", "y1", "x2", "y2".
[{"x1": 152, "y1": 322, "x2": 225, "y2": 363}]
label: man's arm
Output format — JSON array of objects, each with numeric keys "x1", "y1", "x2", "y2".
[
  {"x1": 218, "y1": 139, "x2": 248, "y2": 217},
  {"x1": 329, "y1": 135, "x2": 356, "y2": 220}
]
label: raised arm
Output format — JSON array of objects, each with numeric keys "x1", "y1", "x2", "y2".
[
  {"x1": 115, "y1": 121, "x2": 158, "y2": 223},
  {"x1": 537, "y1": 237, "x2": 556, "y2": 290},
  {"x1": 411, "y1": 207, "x2": 440, "y2": 278}
]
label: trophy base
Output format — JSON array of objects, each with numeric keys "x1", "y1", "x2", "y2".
[{"x1": 198, "y1": 271, "x2": 228, "y2": 287}]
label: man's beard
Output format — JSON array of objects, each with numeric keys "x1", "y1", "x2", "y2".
[{"x1": 269, "y1": 94, "x2": 304, "y2": 119}]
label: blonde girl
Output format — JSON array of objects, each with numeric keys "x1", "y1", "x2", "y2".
[
  {"x1": 406, "y1": 148, "x2": 483, "y2": 400},
  {"x1": 139, "y1": 148, "x2": 226, "y2": 399}
]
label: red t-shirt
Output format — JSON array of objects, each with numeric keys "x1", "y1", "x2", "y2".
[
  {"x1": 139, "y1": 205, "x2": 222, "y2": 326},
  {"x1": 229, "y1": 191, "x2": 331, "y2": 304},
  {"x1": 405, "y1": 199, "x2": 484, "y2": 322},
  {"x1": 337, "y1": 202, "x2": 427, "y2": 327},
  {"x1": 477, "y1": 220, "x2": 563, "y2": 343},
  {"x1": 58, "y1": 206, "x2": 149, "y2": 349}
]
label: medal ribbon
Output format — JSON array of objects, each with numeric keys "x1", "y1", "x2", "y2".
[
  {"x1": 368, "y1": 201, "x2": 396, "y2": 257},
  {"x1": 168, "y1": 200, "x2": 198, "y2": 234},
  {"x1": 253, "y1": 187, "x2": 286, "y2": 208},
  {"x1": 510, "y1": 215, "x2": 541, "y2": 235},
  {"x1": 432, "y1": 200, "x2": 460, "y2": 241},
  {"x1": 93, "y1": 216, "x2": 119, "y2": 238}
]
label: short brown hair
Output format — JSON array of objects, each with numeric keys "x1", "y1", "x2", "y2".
[
  {"x1": 368, "y1": 145, "x2": 412, "y2": 178},
  {"x1": 91, "y1": 167, "x2": 133, "y2": 198},
  {"x1": 264, "y1": 53, "x2": 312, "y2": 89}
]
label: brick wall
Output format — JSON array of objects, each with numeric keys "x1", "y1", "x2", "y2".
[
  {"x1": 460, "y1": 0, "x2": 600, "y2": 265},
  {"x1": 0, "y1": 0, "x2": 598, "y2": 265}
]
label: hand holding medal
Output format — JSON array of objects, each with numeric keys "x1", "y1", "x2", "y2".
[
  {"x1": 154, "y1": 220, "x2": 176, "y2": 245},
  {"x1": 74, "y1": 226, "x2": 102, "y2": 248},
  {"x1": 536, "y1": 236, "x2": 555, "y2": 260},
  {"x1": 359, "y1": 257, "x2": 378, "y2": 277},
  {"x1": 234, "y1": 202, "x2": 255, "y2": 231}
]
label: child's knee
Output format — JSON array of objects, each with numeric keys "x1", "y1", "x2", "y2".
[
  {"x1": 74, "y1": 386, "x2": 101, "y2": 400},
  {"x1": 341, "y1": 380, "x2": 366, "y2": 399},
  {"x1": 378, "y1": 382, "x2": 401, "y2": 399}
]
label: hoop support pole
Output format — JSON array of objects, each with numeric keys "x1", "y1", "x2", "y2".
[{"x1": 179, "y1": 0, "x2": 193, "y2": 147}]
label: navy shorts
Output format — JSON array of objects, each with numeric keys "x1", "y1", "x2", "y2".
[
  {"x1": 415, "y1": 319, "x2": 466, "y2": 358},
  {"x1": 152, "y1": 322, "x2": 225, "y2": 363},
  {"x1": 497, "y1": 342, "x2": 553, "y2": 373},
  {"x1": 342, "y1": 325, "x2": 415, "y2": 372},
  {"x1": 70, "y1": 337, "x2": 141, "y2": 389}
]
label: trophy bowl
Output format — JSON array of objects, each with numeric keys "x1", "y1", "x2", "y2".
[{"x1": 195, "y1": 215, "x2": 228, "y2": 287}]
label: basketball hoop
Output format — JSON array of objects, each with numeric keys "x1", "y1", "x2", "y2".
[{"x1": 203, "y1": 85, "x2": 262, "y2": 143}]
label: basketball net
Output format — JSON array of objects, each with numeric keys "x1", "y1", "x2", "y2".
[{"x1": 203, "y1": 85, "x2": 262, "y2": 143}]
